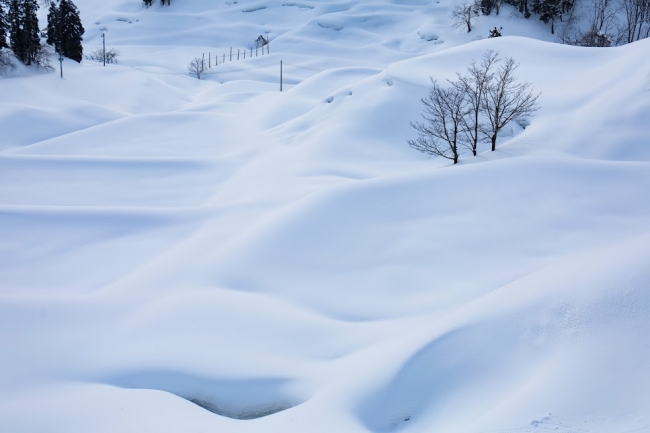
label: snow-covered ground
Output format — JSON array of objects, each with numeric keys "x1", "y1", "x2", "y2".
[{"x1": 1, "y1": 1, "x2": 649, "y2": 432}]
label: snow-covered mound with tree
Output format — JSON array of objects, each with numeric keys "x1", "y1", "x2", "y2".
[{"x1": 1, "y1": 1, "x2": 649, "y2": 432}]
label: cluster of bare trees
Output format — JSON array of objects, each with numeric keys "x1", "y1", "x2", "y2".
[
  {"x1": 560, "y1": 0, "x2": 650, "y2": 45},
  {"x1": 551, "y1": 0, "x2": 646, "y2": 44},
  {"x1": 408, "y1": 51, "x2": 540, "y2": 164},
  {"x1": 453, "y1": 0, "x2": 650, "y2": 45}
]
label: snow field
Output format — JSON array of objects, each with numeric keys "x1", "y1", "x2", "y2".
[{"x1": 1, "y1": 0, "x2": 650, "y2": 432}]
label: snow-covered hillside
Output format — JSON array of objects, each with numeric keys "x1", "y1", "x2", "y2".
[{"x1": 1, "y1": 1, "x2": 649, "y2": 432}]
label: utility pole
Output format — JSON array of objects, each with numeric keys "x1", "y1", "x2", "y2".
[
  {"x1": 280, "y1": 60, "x2": 283, "y2": 92},
  {"x1": 58, "y1": 53, "x2": 64, "y2": 78},
  {"x1": 102, "y1": 33, "x2": 106, "y2": 66}
]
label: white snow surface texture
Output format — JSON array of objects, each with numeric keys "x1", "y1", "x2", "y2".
[{"x1": 1, "y1": 1, "x2": 650, "y2": 432}]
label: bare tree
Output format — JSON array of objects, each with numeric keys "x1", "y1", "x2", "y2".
[
  {"x1": 452, "y1": 0, "x2": 480, "y2": 32},
  {"x1": 86, "y1": 47, "x2": 120, "y2": 63},
  {"x1": 495, "y1": 0, "x2": 502, "y2": 15},
  {"x1": 187, "y1": 57, "x2": 204, "y2": 79},
  {"x1": 621, "y1": 0, "x2": 650, "y2": 43},
  {"x1": 567, "y1": 0, "x2": 620, "y2": 45},
  {"x1": 556, "y1": 2, "x2": 583, "y2": 45},
  {"x1": 453, "y1": 50, "x2": 499, "y2": 156},
  {"x1": 481, "y1": 57, "x2": 540, "y2": 151},
  {"x1": 592, "y1": 0, "x2": 620, "y2": 33},
  {"x1": 409, "y1": 79, "x2": 468, "y2": 164}
]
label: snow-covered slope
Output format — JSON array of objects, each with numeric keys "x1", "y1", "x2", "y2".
[{"x1": 1, "y1": 1, "x2": 649, "y2": 433}]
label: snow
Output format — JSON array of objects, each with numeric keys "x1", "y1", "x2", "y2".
[{"x1": 1, "y1": 1, "x2": 650, "y2": 432}]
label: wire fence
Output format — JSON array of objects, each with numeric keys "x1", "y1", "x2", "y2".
[
  {"x1": 188, "y1": 41, "x2": 327, "y2": 91},
  {"x1": 194, "y1": 41, "x2": 271, "y2": 73}
]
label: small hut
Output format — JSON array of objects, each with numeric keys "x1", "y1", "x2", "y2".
[{"x1": 255, "y1": 35, "x2": 269, "y2": 48}]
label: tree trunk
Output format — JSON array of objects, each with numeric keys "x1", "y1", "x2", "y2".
[{"x1": 491, "y1": 135, "x2": 497, "y2": 151}]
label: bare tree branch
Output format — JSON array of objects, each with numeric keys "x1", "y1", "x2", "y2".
[
  {"x1": 409, "y1": 79, "x2": 468, "y2": 164},
  {"x1": 453, "y1": 50, "x2": 499, "y2": 156},
  {"x1": 452, "y1": 0, "x2": 480, "y2": 32},
  {"x1": 481, "y1": 57, "x2": 540, "y2": 151},
  {"x1": 187, "y1": 57, "x2": 205, "y2": 79}
]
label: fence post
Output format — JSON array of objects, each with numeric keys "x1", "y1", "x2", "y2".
[
  {"x1": 238, "y1": 49, "x2": 240, "y2": 60},
  {"x1": 230, "y1": 47, "x2": 232, "y2": 61},
  {"x1": 280, "y1": 60, "x2": 283, "y2": 92},
  {"x1": 202, "y1": 53, "x2": 205, "y2": 72},
  {"x1": 223, "y1": 53, "x2": 225, "y2": 63},
  {"x1": 209, "y1": 52, "x2": 211, "y2": 68},
  {"x1": 256, "y1": 47, "x2": 258, "y2": 56},
  {"x1": 250, "y1": 47, "x2": 252, "y2": 57},
  {"x1": 243, "y1": 50, "x2": 246, "y2": 59},
  {"x1": 267, "y1": 42, "x2": 270, "y2": 54}
]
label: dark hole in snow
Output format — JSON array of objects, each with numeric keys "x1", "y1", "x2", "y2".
[
  {"x1": 243, "y1": 5, "x2": 267, "y2": 12},
  {"x1": 187, "y1": 397, "x2": 294, "y2": 420},
  {"x1": 107, "y1": 370, "x2": 304, "y2": 420}
]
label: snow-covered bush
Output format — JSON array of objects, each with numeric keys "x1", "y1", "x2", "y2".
[
  {"x1": 0, "y1": 49, "x2": 16, "y2": 75},
  {"x1": 86, "y1": 47, "x2": 120, "y2": 64},
  {"x1": 187, "y1": 57, "x2": 205, "y2": 79}
]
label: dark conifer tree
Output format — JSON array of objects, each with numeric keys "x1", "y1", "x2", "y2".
[
  {"x1": 0, "y1": 0, "x2": 9, "y2": 50},
  {"x1": 47, "y1": 0, "x2": 83, "y2": 62},
  {"x1": 57, "y1": 0, "x2": 83, "y2": 62},
  {"x1": 9, "y1": 0, "x2": 40, "y2": 64},
  {"x1": 46, "y1": 0, "x2": 60, "y2": 52},
  {"x1": 22, "y1": 0, "x2": 40, "y2": 64},
  {"x1": 7, "y1": 0, "x2": 23, "y2": 59}
]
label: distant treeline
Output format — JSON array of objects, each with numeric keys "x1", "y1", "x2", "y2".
[
  {"x1": 142, "y1": 0, "x2": 171, "y2": 6},
  {"x1": 456, "y1": 0, "x2": 649, "y2": 46}
]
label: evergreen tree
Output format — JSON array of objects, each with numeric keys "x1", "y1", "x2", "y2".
[
  {"x1": 46, "y1": 0, "x2": 83, "y2": 62},
  {"x1": 9, "y1": 0, "x2": 40, "y2": 65},
  {"x1": 7, "y1": 0, "x2": 23, "y2": 59},
  {"x1": 22, "y1": 0, "x2": 39, "y2": 64},
  {"x1": 0, "y1": 0, "x2": 9, "y2": 50},
  {"x1": 46, "y1": 0, "x2": 60, "y2": 52}
]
